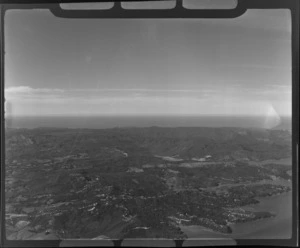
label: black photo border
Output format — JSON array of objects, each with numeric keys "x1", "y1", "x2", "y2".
[{"x1": 0, "y1": 0, "x2": 299, "y2": 247}]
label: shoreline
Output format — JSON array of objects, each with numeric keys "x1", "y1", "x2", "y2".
[{"x1": 179, "y1": 182, "x2": 292, "y2": 239}]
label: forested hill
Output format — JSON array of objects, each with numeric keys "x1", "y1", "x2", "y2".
[{"x1": 5, "y1": 126, "x2": 291, "y2": 162}]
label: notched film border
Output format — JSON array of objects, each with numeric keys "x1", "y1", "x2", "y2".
[{"x1": 0, "y1": 0, "x2": 298, "y2": 247}]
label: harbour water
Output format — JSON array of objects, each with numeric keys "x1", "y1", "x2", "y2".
[
  {"x1": 181, "y1": 189, "x2": 292, "y2": 239},
  {"x1": 230, "y1": 190, "x2": 292, "y2": 239}
]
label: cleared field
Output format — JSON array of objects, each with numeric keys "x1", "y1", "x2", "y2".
[{"x1": 249, "y1": 157, "x2": 292, "y2": 167}]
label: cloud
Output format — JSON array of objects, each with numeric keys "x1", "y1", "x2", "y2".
[
  {"x1": 5, "y1": 86, "x2": 216, "y2": 100},
  {"x1": 4, "y1": 85, "x2": 291, "y2": 117},
  {"x1": 3, "y1": 86, "x2": 219, "y2": 116},
  {"x1": 5, "y1": 86, "x2": 65, "y2": 102},
  {"x1": 5, "y1": 86, "x2": 64, "y2": 94}
]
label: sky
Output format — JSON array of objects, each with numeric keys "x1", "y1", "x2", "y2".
[{"x1": 4, "y1": 7, "x2": 292, "y2": 118}]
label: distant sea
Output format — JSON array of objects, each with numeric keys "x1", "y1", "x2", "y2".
[{"x1": 5, "y1": 115, "x2": 292, "y2": 130}]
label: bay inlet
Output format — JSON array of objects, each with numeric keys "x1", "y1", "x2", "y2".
[{"x1": 181, "y1": 181, "x2": 292, "y2": 239}]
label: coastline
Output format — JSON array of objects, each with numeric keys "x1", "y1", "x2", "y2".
[{"x1": 180, "y1": 181, "x2": 292, "y2": 239}]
